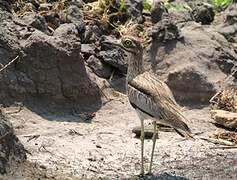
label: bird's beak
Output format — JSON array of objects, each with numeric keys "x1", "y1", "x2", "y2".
[{"x1": 100, "y1": 36, "x2": 123, "y2": 49}]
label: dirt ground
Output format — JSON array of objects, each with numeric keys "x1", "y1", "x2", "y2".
[{"x1": 1, "y1": 95, "x2": 237, "y2": 180}]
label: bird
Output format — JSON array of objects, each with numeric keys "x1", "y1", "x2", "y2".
[{"x1": 103, "y1": 36, "x2": 192, "y2": 175}]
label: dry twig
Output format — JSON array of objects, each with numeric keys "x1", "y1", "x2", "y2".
[
  {"x1": 200, "y1": 136, "x2": 236, "y2": 146},
  {"x1": 210, "y1": 146, "x2": 237, "y2": 149},
  {"x1": 0, "y1": 56, "x2": 19, "y2": 73}
]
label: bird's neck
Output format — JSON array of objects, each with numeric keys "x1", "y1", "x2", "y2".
[{"x1": 127, "y1": 52, "x2": 144, "y2": 82}]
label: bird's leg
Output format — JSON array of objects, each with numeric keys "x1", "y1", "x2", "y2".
[
  {"x1": 148, "y1": 120, "x2": 157, "y2": 174},
  {"x1": 140, "y1": 118, "x2": 145, "y2": 176}
]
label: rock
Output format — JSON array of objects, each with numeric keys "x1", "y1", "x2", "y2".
[
  {"x1": 21, "y1": 14, "x2": 48, "y2": 33},
  {"x1": 99, "y1": 49, "x2": 127, "y2": 74},
  {"x1": 96, "y1": 144, "x2": 102, "y2": 148},
  {"x1": 166, "y1": 69, "x2": 215, "y2": 104},
  {"x1": 0, "y1": 9, "x2": 102, "y2": 110},
  {"x1": 81, "y1": 43, "x2": 96, "y2": 60},
  {"x1": 80, "y1": 25, "x2": 102, "y2": 44},
  {"x1": 0, "y1": 110, "x2": 26, "y2": 174},
  {"x1": 211, "y1": 110, "x2": 237, "y2": 129},
  {"x1": 59, "y1": 5, "x2": 83, "y2": 25},
  {"x1": 83, "y1": 0, "x2": 97, "y2": 2},
  {"x1": 132, "y1": 125, "x2": 159, "y2": 139},
  {"x1": 0, "y1": 0, "x2": 14, "y2": 12},
  {"x1": 169, "y1": 11, "x2": 193, "y2": 24},
  {"x1": 124, "y1": 0, "x2": 143, "y2": 23},
  {"x1": 43, "y1": 11, "x2": 61, "y2": 30},
  {"x1": 0, "y1": 19, "x2": 23, "y2": 105},
  {"x1": 18, "y1": 30, "x2": 101, "y2": 104},
  {"x1": 186, "y1": 0, "x2": 211, "y2": 9},
  {"x1": 132, "y1": 125, "x2": 173, "y2": 139},
  {"x1": 28, "y1": 0, "x2": 40, "y2": 10},
  {"x1": 225, "y1": 4, "x2": 237, "y2": 25},
  {"x1": 70, "y1": 0, "x2": 84, "y2": 8},
  {"x1": 87, "y1": 55, "x2": 112, "y2": 79},
  {"x1": 217, "y1": 4, "x2": 237, "y2": 43},
  {"x1": 150, "y1": 0, "x2": 168, "y2": 24},
  {"x1": 39, "y1": 3, "x2": 52, "y2": 11},
  {"x1": 53, "y1": 23, "x2": 79, "y2": 38},
  {"x1": 151, "y1": 17, "x2": 181, "y2": 42},
  {"x1": 191, "y1": 3, "x2": 215, "y2": 25},
  {"x1": 145, "y1": 22, "x2": 237, "y2": 105}
]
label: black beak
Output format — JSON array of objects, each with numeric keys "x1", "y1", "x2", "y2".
[{"x1": 100, "y1": 36, "x2": 122, "y2": 49}]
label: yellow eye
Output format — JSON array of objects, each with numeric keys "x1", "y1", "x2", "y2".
[{"x1": 123, "y1": 39, "x2": 133, "y2": 48}]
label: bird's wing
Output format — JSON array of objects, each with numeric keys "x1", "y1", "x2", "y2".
[{"x1": 128, "y1": 72, "x2": 191, "y2": 137}]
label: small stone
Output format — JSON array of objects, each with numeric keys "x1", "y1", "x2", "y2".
[
  {"x1": 81, "y1": 44, "x2": 96, "y2": 56},
  {"x1": 88, "y1": 157, "x2": 96, "y2": 162},
  {"x1": 96, "y1": 144, "x2": 102, "y2": 148},
  {"x1": 60, "y1": 5, "x2": 83, "y2": 24},
  {"x1": 211, "y1": 110, "x2": 237, "y2": 129},
  {"x1": 71, "y1": 0, "x2": 85, "y2": 9},
  {"x1": 39, "y1": 3, "x2": 52, "y2": 11}
]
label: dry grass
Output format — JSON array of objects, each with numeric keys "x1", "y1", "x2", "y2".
[
  {"x1": 212, "y1": 131, "x2": 237, "y2": 144},
  {"x1": 210, "y1": 86, "x2": 237, "y2": 112},
  {"x1": 116, "y1": 20, "x2": 144, "y2": 36}
]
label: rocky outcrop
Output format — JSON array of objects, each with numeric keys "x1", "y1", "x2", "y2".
[
  {"x1": 0, "y1": 110, "x2": 26, "y2": 174},
  {"x1": 216, "y1": 4, "x2": 237, "y2": 47},
  {"x1": 145, "y1": 18, "x2": 237, "y2": 106},
  {"x1": 0, "y1": 13, "x2": 102, "y2": 109}
]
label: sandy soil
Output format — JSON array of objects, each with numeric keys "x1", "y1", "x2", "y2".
[{"x1": 1, "y1": 96, "x2": 237, "y2": 180}]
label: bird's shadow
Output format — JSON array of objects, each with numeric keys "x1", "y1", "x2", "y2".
[{"x1": 137, "y1": 173, "x2": 188, "y2": 180}]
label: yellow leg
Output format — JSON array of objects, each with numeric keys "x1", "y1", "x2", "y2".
[
  {"x1": 149, "y1": 121, "x2": 157, "y2": 174},
  {"x1": 140, "y1": 118, "x2": 145, "y2": 176}
]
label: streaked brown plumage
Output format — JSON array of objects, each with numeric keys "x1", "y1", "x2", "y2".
[
  {"x1": 105, "y1": 36, "x2": 192, "y2": 175},
  {"x1": 128, "y1": 71, "x2": 191, "y2": 137}
]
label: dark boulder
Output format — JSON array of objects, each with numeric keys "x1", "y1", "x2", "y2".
[
  {"x1": 18, "y1": 30, "x2": 100, "y2": 104},
  {"x1": 145, "y1": 22, "x2": 237, "y2": 106},
  {"x1": 0, "y1": 15, "x2": 102, "y2": 109},
  {"x1": 0, "y1": 110, "x2": 26, "y2": 174},
  {"x1": 191, "y1": 3, "x2": 215, "y2": 25}
]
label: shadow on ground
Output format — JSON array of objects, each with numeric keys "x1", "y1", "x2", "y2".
[
  {"x1": 21, "y1": 94, "x2": 103, "y2": 123},
  {"x1": 138, "y1": 173, "x2": 188, "y2": 180}
]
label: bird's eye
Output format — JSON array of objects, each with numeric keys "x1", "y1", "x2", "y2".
[{"x1": 123, "y1": 39, "x2": 133, "y2": 48}]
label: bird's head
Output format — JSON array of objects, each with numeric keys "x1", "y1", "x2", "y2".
[{"x1": 102, "y1": 36, "x2": 143, "y2": 55}]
